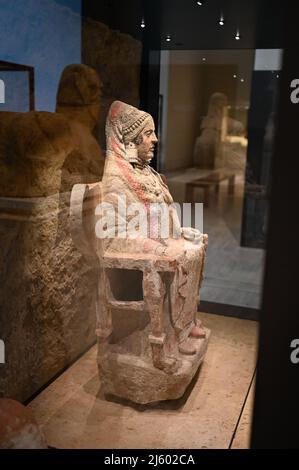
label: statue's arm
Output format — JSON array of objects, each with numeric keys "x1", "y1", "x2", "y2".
[{"x1": 99, "y1": 182, "x2": 168, "y2": 256}]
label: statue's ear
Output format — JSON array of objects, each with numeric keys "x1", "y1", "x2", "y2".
[
  {"x1": 125, "y1": 141, "x2": 138, "y2": 162},
  {"x1": 134, "y1": 134, "x2": 143, "y2": 146}
]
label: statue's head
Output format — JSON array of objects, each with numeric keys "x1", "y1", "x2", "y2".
[
  {"x1": 208, "y1": 92, "x2": 228, "y2": 117},
  {"x1": 106, "y1": 101, "x2": 158, "y2": 165}
]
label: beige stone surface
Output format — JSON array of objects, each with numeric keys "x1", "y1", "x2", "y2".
[
  {"x1": 99, "y1": 330, "x2": 210, "y2": 405},
  {"x1": 0, "y1": 64, "x2": 104, "y2": 402},
  {"x1": 231, "y1": 377, "x2": 255, "y2": 449},
  {"x1": 28, "y1": 313, "x2": 257, "y2": 449},
  {"x1": 0, "y1": 193, "x2": 98, "y2": 402},
  {"x1": 0, "y1": 111, "x2": 73, "y2": 197}
]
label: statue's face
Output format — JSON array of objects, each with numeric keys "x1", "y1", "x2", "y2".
[{"x1": 135, "y1": 118, "x2": 158, "y2": 163}]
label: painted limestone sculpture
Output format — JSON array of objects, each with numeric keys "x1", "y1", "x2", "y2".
[{"x1": 70, "y1": 101, "x2": 210, "y2": 404}]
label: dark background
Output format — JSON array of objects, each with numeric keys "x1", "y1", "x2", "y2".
[{"x1": 82, "y1": 0, "x2": 284, "y2": 50}]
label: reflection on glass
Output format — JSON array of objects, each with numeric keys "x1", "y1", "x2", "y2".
[
  {"x1": 158, "y1": 49, "x2": 281, "y2": 310},
  {"x1": 0, "y1": 70, "x2": 31, "y2": 112}
]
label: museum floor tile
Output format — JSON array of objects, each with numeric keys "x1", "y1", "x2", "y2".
[
  {"x1": 28, "y1": 313, "x2": 258, "y2": 449},
  {"x1": 167, "y1": 169, "x2": 264, "y2": 310}
]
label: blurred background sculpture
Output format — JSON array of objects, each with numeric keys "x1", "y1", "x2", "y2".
[
  {"x1": 71, "y1": 101, "x2": 210, "y2": 404},
  {"x1": 194, "y1": 92, "x2": 244, "y2": 169},
  {"x1": 193, "y1": 92, "x2": 227, "y2": 169}
]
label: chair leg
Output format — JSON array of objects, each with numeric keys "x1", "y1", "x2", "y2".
[
  {"x1": 96, "y1": 269, "x2": 113, "y2": 356},
  {"x1": 143, "y1": 270, "x2": 177, "y2": 374}
]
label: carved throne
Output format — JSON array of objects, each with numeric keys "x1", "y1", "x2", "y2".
[{"x1": 70, "y1": 182, "x2": 210, "y2": 404}]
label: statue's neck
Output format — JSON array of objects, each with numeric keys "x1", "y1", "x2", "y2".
[{"x1": 132, "y1": 160, "x2": 151, "y2": 170}]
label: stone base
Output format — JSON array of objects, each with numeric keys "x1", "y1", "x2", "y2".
[{"x1": 98, "y1": 329, "x2": 210, "y2": 405}]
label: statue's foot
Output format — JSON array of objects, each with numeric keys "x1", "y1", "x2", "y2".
[
  {"x1": 189, "y1": 325, "x2": 206, "y2": 339},
  {"x1": 151, "y1": 345, "x2": 179, "y2": 374},
  {"x1": 163, "y1": 357, "x2": 180, "y2": 374},
  {"x1": 155, "y1": 356, "x2": 179, "y2": 374},
  {"x1": 179, "y1": 340, "x2": 197, "y2": 356}
]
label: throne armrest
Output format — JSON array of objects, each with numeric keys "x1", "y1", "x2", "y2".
[{"x1": 102, "y1": 251, "x2": 177, "y2": 272}]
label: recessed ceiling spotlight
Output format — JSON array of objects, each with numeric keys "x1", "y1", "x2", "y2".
[
  {"x1": 240, "y1": 78, "x2": 245, "y2": 83},
  {"x1": 235, "y1": 29, "x2": 241, "y2": 40},
  {"x1": 141, "y1": 18, "x2": 145, "y2": 29},
  {"x1": 233, "y1": 74, "x2": 237, "y2": 79},
  {"x1": 166, "y1": 34, "x2": 171, "y2": 42},
  {"x1": 196, "y1": 1, "x2": 203, "y2": 5},
  {"x1": 202, "y1": 57, "x2": 206, "y2": 62},
  {"x1": 219, "y1": 14, "x2": 225, "y2": 26},
  {"x1": 276, "y1": 74, "x2": 280, "y2": 79}
]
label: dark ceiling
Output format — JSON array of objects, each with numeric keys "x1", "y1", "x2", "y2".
[{"x1": 82, "y1": 0, "x2": 285, "y2": 50}]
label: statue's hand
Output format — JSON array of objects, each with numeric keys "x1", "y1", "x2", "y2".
[{"x1": 182, "y1": 227, "x2": 202, "y2": 244}]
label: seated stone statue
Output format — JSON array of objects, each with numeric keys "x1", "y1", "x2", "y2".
[
  {"x1": 102, "y1": 101, "x2": 208, "y2": 356},
  {"x1": 71, "y1": 100, "x2": 210, "y2": 403}
]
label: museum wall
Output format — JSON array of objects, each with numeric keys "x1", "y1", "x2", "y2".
[
  {"x1": 164, "y1": 61, "x2": 203, "y2": 171},
  {"x1": 164, "y1": 52, "x2": 238, "y2": 171},
  {"x1": 0, "y1": 0, "x2": 81, "y2": 111}
]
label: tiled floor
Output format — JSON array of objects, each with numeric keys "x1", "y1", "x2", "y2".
[
  {"x1": 167, "y1": 169, "x2": 265, "y2": 309},
  {"x1": 28, "y1": 313, "x2": 258, "y2": 449},
  {"x1": 202, "y1": 208, "x2": 264, "y2": 309},
  {"x1": 231, "y1": 376, "x2": 256, "y2": 449}
]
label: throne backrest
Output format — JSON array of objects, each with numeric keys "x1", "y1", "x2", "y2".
[{"x1": 70, "y1": 182, "x2": 102, "y2": 259}]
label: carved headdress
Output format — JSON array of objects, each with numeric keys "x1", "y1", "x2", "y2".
[
  {"x1": 104, "y1": 100, "x2": 172, "y2": 207},
  {"x1": 106, "y1": 101, "x2": 153, "y2": 166}
]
